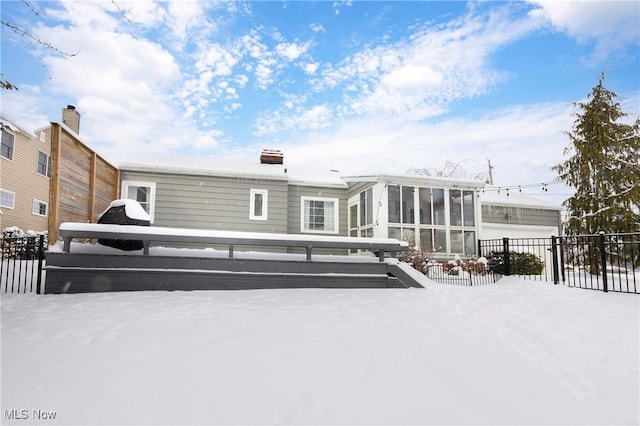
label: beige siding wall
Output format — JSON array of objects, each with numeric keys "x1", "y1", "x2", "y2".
[{"x1": 0, "y1": 122, "x2": 50, "y2": 232}]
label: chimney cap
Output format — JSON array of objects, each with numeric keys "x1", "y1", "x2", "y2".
[{"x1": 66, "y1": 105, "x2": 76, "y2": 110}]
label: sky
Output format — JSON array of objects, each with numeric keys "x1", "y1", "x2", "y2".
[{"x1": 1, "y1": 0, "x2": 639, "y2": 206}]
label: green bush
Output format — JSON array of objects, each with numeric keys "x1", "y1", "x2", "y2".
[{"x1": 488, "y1": 251, "x2": 544, "y2": 275}]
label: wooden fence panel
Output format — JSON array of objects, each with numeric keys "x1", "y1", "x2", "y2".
[{"x1": 48, "y1": 123, "x2": 119, "y2": 242}]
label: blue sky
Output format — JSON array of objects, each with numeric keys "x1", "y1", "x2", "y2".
[{"x1": 2, "y1": 1, "x2": 639, "y2": 205}]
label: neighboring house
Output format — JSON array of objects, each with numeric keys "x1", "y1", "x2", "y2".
[
  {"x1": 0, "y1": 114, "x2": 51, "y2": 232},
  {"x1": 479, "y1": 188, "x2": 563, "y2": 239}
]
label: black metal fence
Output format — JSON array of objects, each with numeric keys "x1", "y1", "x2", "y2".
[
  {"x1": 1, "y1": 235, "x2": 46, "y2": 294},
  {"x1": 423, "y1": 259, "x2": 499, "y2": 286},
  {"x1": 478, "y1": 233, "x2": 639, "y2": 294}
]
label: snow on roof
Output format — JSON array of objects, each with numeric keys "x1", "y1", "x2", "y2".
[
  {"x1": 0, "y1": 114, "x2": 37, "y2": 138},
  {"x1": 119, "y1": 159, "x2": 348, "y2": 188},
  {"x1": 342, "y1": 174, "x2": 486, "y2": 189},
  {"x1": 480, "y1": 187, "x2": 561, "y2": 210}
]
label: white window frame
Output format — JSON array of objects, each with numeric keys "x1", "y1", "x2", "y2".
[
  {"x1": 301, "y1": 196, "x2": 339, "y2": 234},
  {"x1": 249, "y1": 189, "x2": 268, "y2": 221},
  {"x1": 0, "y1": 189, "x2": 15, "y2": 209},
  {"x1": 39, "y1": 131, "x2": 46, "y2": 142},
  {"x1": 37, "y1": 151, "x2": 51, "y2": 177},
  {"x1": 1, "y1": 130, "x2": 14, "y2": 161},
  {"x1": 121, "y1": 180, "x2": 156, "y2": 223},
  {"x1": 32, "y1": 199, "x2": 48, "y2": 217}
]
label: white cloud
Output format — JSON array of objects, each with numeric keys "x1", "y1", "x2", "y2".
[
  {"x1": 275, "y1": 41, "x2": 310, "y2": 61},
  {"x1": 529, "y1": 1, "x2": 640, "y2": 61}
]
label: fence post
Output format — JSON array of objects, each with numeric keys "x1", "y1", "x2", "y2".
[
  {"x1": 558, "y1": 236, "x2": 566, "y2": 283},
  {"x1": 551, "y1": 236, "x2": 559, "y2": 285},
  {"x1": 502, "y1": 237, "x2": 511, "y2": 276},
  {"x1": 477, "y1": 239, "x2": 482, "y2": 258},
  {"x1": 599, "y1": 231, "x2": 608, "y2": 293},
  {"x1": 36, "y1": 235, "x2": 45, "y2": 295}
]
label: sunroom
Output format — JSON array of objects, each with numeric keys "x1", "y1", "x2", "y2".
[{"x1": 344, "y1": 175, "x2": 485, "y2": 258}]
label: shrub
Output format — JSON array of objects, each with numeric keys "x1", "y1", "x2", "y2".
[{"x1": 488, "y1": 251, "x2": 544, "y2": 275}]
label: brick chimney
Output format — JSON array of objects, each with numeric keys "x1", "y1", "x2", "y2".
[
  {"x1": 260, "y1": 149, "x2": 284, "y2": 165},
  {"x1": 62, "y1": 105, "x2": 81, "y2": 134}
]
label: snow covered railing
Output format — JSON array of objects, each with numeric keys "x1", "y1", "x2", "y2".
[{"x1": 58, "y1": 222, "x2": 409, "y2": 262}]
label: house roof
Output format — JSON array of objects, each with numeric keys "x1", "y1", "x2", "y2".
[
  {"x1": 342, "y1": 174, "x2": 486, "y2": 189},
  {"x1": 119, "y1": 159, "x2": 348, "y2": 189},
  {"x1": 0, "y1": 114, "x2": 37, "y2": 139}
]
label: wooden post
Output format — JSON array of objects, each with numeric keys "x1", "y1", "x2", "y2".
[
  {"x1": 48, "y1": 123, "x2": 61, "y2": 243},
  {"x1": 89, "y1": 152, "x2": 97, "y2": 222}
]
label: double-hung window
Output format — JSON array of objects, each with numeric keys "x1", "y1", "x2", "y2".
[
  {"x1": 250, "y1": 189, "x2": 268, "y2": 221},
  {"x1": 0, "y1": 189, "x2": 15, "y2": 209},
  {"x1": 1, "y1": 130, "x2": 14, "y2": 160},
  {"x1": 121, "y1": 181, "x2": 156, "y2": 222},
  {"x1": 301, "y1": 197, "x2": 339, "y2": 234},
  {"x1": 37, "y1": 151, "x2": 51, "y2": 177},
  {"x1": 33, "y1": 199, "x2": 48, "y2": 216}
]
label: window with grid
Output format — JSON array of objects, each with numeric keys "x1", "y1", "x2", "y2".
[
  {"x1": 1, "y1": 130, "x2": 14, "y2": 160},
  {"x1": 302, "y1": 197, "x2": 338, "y2": 233},
  {"x1": 0, "y1": 189, "x2": 15, "y2": 209},
  {"x1": 33, "y1": 199, "x2": 48, "y2": 216},
  {"x1": 37, "y1": 151, "x2": 51, "y2": 177}
]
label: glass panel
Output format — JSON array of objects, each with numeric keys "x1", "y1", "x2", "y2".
[
  {"x1": 1, "y1": 131, "x2": 14, "y2": 159},
  {"x1": 360, "y1": 191, "x2": 366, "y2": 226},
  {"x1": 419, "y1": 188, "x2": 432, "y2": 225},
  {"x1": 402, "y1": 186, "x2": 414, "y2": 224},
  {"x1": 388, "y1": 185, "x2": 400, "y2": 223},
  {"x1": 419, "y1": 229, "x2": 433, "y2": 252},
  {"x1": 449, "y1": 189, "x2": 462, "y2": 226},
  {"x1": 402, "y1": 228, "x2": 416, "y2": 245},
  {"x1": 463, "y1": 190, "x2": 475, "y2": 226},
  {"x1": 464, "y1": 231, "x2": 476, "y2": 255},
  {"x1": 365, "y1": 188, "x2": 373, "y2": 225},
  {"x1": 361, "y1": 227, "x2": 374, "y2": 238},
  {"x1": 129, "y1": 186, "x2": 150, "y2": 213},
  {"x1": 350, "y1": 204, "x2": 358, "y2": 229},
  {"x1": 38, "y1": 152, "x2": 48, "y2": 175},
  {"x1": 323, "y1": 201, "x2": 334, "y2": 231},
  {"x1": 434, "y1": 229, "x2": 446, "y2": 253},
  {"x1": 0, "y1": 191, "x2": 14, "y2": 208},
  {"x1": 350, "y1": 229, "x2": 357, "y2": 237},
  {"x1": 450, "y1": 230, "x2": 463, "y2": 253},
  {"x1": 432, "y1": 189, "x2": 445, "y2": 225},
  {"x1": 388, "y1": 227, "x2": 401, "y2": 241},
  {"x1": 253, "y1": 193, "x2": 263, "y2": 217}
]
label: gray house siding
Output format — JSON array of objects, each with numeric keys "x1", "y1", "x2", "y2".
[
  {"x1": 482, "y1": 204, "x2": 561, "y2": 230},
  {"x1": 287, "y1": 184, "x2": 349, "y2": 255},
  {"x1": 119, "y1": 169, "x2": 289, "y2": 234}
]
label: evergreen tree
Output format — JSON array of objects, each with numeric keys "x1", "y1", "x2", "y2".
[{"x1": 553, "y1": 73, "x2": 640, "y2": 235}]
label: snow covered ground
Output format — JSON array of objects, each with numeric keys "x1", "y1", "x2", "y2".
[{"x1": 1, "y1": 278, "x2": 638, "y2": 425}]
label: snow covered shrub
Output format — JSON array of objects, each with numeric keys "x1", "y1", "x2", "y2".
[
  {"x1": 487, "y1": 251, "x2": 544, "y2": 275},
  {"x1": 396, "y1": 242, "x2": 431, "y2": 273},
  {"x1": 1, "y1": 227, "x2": 48, "y2": 259},
  {"x1": 398, "y1": 245, "x2": 490, "y2": 276}
]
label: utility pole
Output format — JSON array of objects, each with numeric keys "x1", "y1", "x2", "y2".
[{"x1": 486, "y1": 158, "x2": 494, "y2": 185}]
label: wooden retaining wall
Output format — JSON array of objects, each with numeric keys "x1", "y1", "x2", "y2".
[{"x1": 48, "y1": 123, "x2": 119, "y2": 242}]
